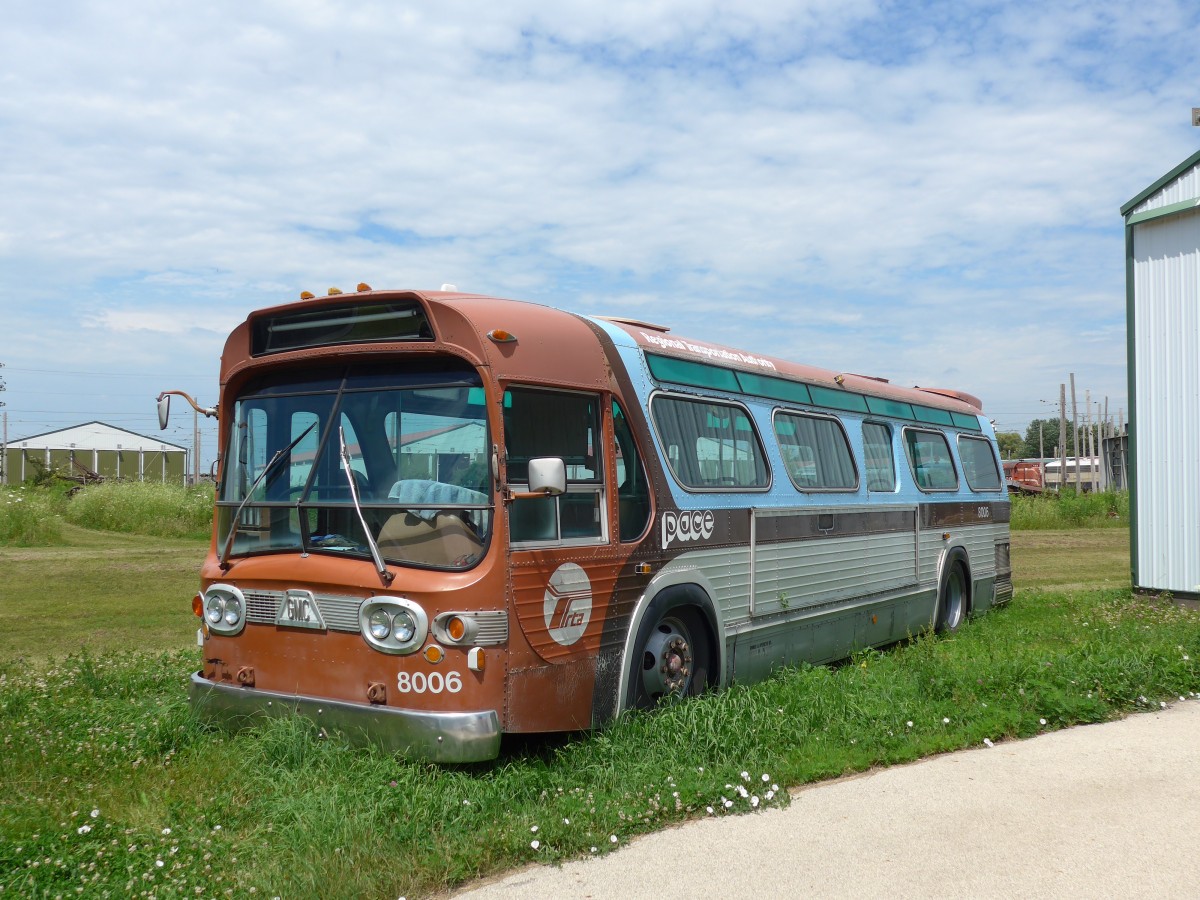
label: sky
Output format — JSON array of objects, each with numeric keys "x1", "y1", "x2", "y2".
[{"x1": 3, "y1": 0, "x2": 1199, "y2": 469}]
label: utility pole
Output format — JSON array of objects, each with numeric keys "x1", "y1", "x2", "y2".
[
  {"x1": 1059, "y1": 383, "x2": 1067, "y2": 493},
  {"x1": 1075, "y1": 374, "x2": 1084, "y2": 489},
  {"x1": 193, "y1": 408, "x2": 200, "y2": 485},
  {"x1": 0, "y1": 362, "x2": 7, "y2": 486}
]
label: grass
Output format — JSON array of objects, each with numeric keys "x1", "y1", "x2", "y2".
[
  {"x1": 1010, "y1": 489, "x2": 1129, "y2": 530},
  {"x1": 0, "y1": 525, "x2": 207, "y2": 661},
  {"x1": 62, "y1": 481, "x2": 215, "y2": 540},
  {"x1": 0, "y1": 485, "x2": 65, "y2": 545},
  {"x1": 4, "y1": 526, "x2": 1199, "y2": 898}
]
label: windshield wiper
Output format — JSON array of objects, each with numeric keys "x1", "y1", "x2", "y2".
[
  {"x1": 338, "y1": 425, "x2": 394, "y2": 586},
  {"x1": 218, "y1": 422, "x2": 317, "y2": 570}
]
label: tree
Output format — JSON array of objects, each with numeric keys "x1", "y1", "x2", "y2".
[
  {"x1": 995, "y1": 432, "x2": 1023, "y2": 460},
  {"x1": 1021, "y1": 418, "x2": 1077, "y2": 459}
]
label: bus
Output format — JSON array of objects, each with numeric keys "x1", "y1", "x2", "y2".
[{"x1": 159, "y1": 286, "x2": 1012, "y2": 762}]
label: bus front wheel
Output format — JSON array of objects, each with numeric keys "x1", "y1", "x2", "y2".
[{"x1": 628, "y1": 605, "x2": 713, "y2": 710}]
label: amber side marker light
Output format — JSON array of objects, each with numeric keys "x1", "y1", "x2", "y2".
[
  {"x1": 423, "y1": 645, "x2": 445, "y2": 664},
  {"x1": 487, "y1": 329, "x2": 517, "y2": 344},
  {"x1": 192, "y1": 593, "x2": 203, "y2": 617},
  {"x1": 446, "y1": 616, "x2": 467, "y2": 642},
  {"x1": 467, "y1": 647, "x2": 486, "y2": 672}
]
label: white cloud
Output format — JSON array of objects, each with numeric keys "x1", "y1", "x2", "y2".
[{"x1": 3, "y1": 0, "x2": 1197, "y2": 447}]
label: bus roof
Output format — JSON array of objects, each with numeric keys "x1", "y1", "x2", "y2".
[{"x1": 227, "y1": 288, "x2": 984, "y2": 417}]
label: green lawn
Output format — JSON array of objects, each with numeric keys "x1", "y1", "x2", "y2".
[
  {"x1": 0, "y1": 524, "x2": 207, "y2": 661},
  {"x1": 4, "y1": 524, "x2": 1198, "y2": 899}
]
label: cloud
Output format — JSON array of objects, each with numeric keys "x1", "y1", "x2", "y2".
[{"x1": 3, "y1": 0, "x2": 1197, "y2": 446}]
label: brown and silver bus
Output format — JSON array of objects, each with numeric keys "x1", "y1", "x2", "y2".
[{"x1": 160, "y1": 287, "x2": 1011, "y2": 762}]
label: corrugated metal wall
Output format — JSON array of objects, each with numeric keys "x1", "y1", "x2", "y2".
[{"x1": 1131, "y1": 208, "x2": 1200, "y2": 594}]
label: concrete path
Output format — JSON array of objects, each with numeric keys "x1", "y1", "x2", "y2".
[{"x1": 453, "y1": 702, "x2": 1200, "y2": 898}]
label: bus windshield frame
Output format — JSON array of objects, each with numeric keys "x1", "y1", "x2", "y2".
[{"x1": 217, "y1": 359, "x2": 493, "y2": 571}]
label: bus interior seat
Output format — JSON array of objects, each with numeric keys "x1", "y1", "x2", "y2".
[{"x1": 376, "y1": 511, "x2": 483, "y2": 567}]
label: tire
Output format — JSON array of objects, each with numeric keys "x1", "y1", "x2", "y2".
[
  {"x1": 626, "y1": 601, "x2": 714, "y2": 710},
  {"x1": 936, "y1": 561, "x2": 968, "y2": 633}
]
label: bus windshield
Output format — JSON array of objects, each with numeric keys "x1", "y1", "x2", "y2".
[{"x1": 217, "y1": 359, "x2": 492, "y2": 570}]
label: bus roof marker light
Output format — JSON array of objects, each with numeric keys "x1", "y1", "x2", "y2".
[
  {"x1": 834, "y1": 374, "x2": 845, "y2": 385},
  {"x1": 327, "y1": 287, "x2": 343, "y2": 296},
  {"x1": 487, "y1": 329, "x2": 517, "y2": 344},
  {"x1": 356, "y1": 282, "x2": 372, "y2": 292}
]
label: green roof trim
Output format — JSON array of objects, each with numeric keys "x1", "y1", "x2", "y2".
[
  {"x1": 1121, "y1": 147, "x2": 1200, "y2": 217},
  {"x1": 809, "y1": 385, "x2": 870, "y2": 413},
  {"x1": 1125, "y1": 197, "x2": 1200, "y2": 226},
  {"x1": 645, "y1": 351, "x2": 979, "y2": 428},
  {"x1": 735, "y1": 371, "x2": 812, "y2": 405},
  {"x1": 865, "y1": 396, "x2": 915, "y2": 420},
  {"x1": 913, "y1": 405, "x2": 954, "y2": 426},
  {"x1": 646, "y1": 354, "x2": 739, "y2": 391},
  {"x1": 951, "y1": 412, "x2": 982, "y2": 431}
]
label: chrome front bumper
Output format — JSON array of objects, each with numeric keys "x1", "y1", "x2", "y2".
[{"x1": 189, "y1": 672, "x2": 501, "y2": 763}]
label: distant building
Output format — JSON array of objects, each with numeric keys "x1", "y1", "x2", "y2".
[
  {"x1": 2, "y1": 421, "x2": 187, "y2": 485},
  {"x1": 1122, "y1": 149, "x2": 1200, "y2": 601}
]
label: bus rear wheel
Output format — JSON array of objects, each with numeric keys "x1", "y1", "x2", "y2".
[
  {"x1": 629, "y1": 606, "x2": 712, "y2": 709},
  {"x1": 936, "y1": 562, "x2": 968, "y2": 633}
]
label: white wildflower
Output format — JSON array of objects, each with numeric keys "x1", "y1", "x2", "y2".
[
  {"x1": 530, "y1": 825, "x2": 538, "y2": 833},
  {"x1": 610, "y1": 835, "x2": 618, "y2": 844},
  {"x1": 983, "y1": 738, "x2": 994, "y2": 748},
  {"x1": 942, "y1": 717, "x2": 950, "y2": 724},
  {"x1": 751, "y1": 796, "x2": 760, "y2": 808},
  {"x1": 77, "y1": 825, "x2": 92, "y2": 835},
  {"x1": 1039, "y1": 718, "x2": 1047, "y2": 726},
  {"x1": 530, "y1": 840, "x2": 540, "y2": 850}
]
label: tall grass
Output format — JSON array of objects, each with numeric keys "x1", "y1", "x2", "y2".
[
  {"x1": 62, "y1": 481, "x2": 215, "y2": 540},
  {"x1": 0, "y1": 485, "x2": 64, "y2": 544},
  {"x1": 1011, "y1": 489, "x2": 1129, "y2": 530},
  {"x1": 3, "y1": 587, "x2": 1198, "y2": 898}
]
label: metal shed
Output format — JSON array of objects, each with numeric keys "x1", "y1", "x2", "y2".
[
  {"x1": 3, "y1": 421, "x2": 188, "y2": 485},
  {"x1": 1121, "y1": 149, "x2": 1200, "y2": 600}
]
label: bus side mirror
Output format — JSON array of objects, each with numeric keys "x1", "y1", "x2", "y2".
[
  {"x1": 527, "y1": 457, "x2": 566, "y2": 496},
  {"x1": 157, "y1": 394, "x2": 170, "y2": 430}
]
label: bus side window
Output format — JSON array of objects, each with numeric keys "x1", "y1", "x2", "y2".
[
  {"x1": 904, "y1": 429, "x2": 959, "y2": 491},
  {"x1": 863, "y1": 422, "x2": 896, "y2": 491},
  {"x1": 504, "y1": 387, "x2": 604, "y2": 543},
  {"x1": 613, "y1": 400, "x2": 650, "y2": 541},
  {"x1": 958, "y1": 435, "x2": 1002, "y2": 492}
]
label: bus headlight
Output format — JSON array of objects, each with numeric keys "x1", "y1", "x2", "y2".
[
  {"x1": 202, "y1": 584, "x2": 247, "y2": 636},
  {"x1": 360, "y1": 597, "x2": 427, "y2": 655},
  {"x1": 368, "y1": 610, "x2": 391, "y2": 641},
  {"x1": 392, "y1": 609, "x2": 417, "y2": 643}
]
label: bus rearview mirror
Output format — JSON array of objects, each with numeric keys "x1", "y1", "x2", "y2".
[
  {"x1": 527, "y1": 457, "x2": 566, "y2": 496},
  {"x1": 157, "y1": 394, "x2": 170, "y2": 430}
]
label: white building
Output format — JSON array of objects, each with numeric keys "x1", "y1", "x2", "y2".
[
  {"x1": 1122, "y1": 149, "x2": 1200, "y2": 601},
  {"x1": 3, "y1": 421, "x2": 188, "y2": 484}
]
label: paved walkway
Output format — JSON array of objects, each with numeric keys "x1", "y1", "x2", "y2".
[{"x1": 453, "y1": 702, "x2": 1200, "y2": 898}]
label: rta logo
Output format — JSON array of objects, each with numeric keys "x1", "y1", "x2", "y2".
[{"x1": 661, "y1": 510, "x2": 715, "y2": 548}]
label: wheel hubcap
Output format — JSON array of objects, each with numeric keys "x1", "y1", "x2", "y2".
[{"x1": 641, "y1": 618, "x2": 694, "y2": 698}]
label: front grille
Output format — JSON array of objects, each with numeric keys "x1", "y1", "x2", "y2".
[
  {"x1": 468, "y1": 610, "x2": 508, "y2": 646},
  {"x1": 242, "y1": 589, "x2": 363, "y2": 633}
]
